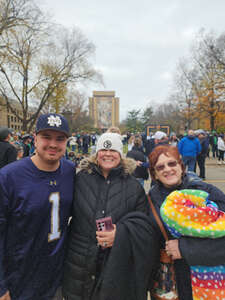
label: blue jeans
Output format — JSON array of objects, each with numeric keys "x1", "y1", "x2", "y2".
[{"x1": 182, "y1": 156, "x2": 196, "y2": 172}]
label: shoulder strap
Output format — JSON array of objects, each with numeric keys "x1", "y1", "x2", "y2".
[{"x1": 147, "y1": 194, "x2": 169, "y2": 241}]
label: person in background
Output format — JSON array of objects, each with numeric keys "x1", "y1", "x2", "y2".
[
  {"x1": 91, "y1": 133, "x2": 97, "y2": 146},
  {"x1": 217, "y1": 133, "x2": 225, "y2": 165},
  {"x1": 106, "y1": 126, "x2": 121, "y2": 135},
  {"x1": 178, "y1": 129, "x2": 201, "y2": 172},
  {"x1": 127, "y1": 137, "x2": 149, "y2": 186},
  {"x1": 195, "y1": 130, "x2": 209, "y2": 180},
  {"x1": 0, "y1": 113, "x2": 75, "y2": 300},
  {"x1": 13, "y1": 143, "x2": 24, "y2": 160},
  {"x1": 76, "y1": 134, "x2": 82, "y2": 153},
  {"x1": 145, "y1": 134, "x2": 155, "y2": 157},
  {"x1": 127, "y1": 134, "x2": 135, "y2": 151},
  {"x1": 82, "y1": 132, "x2": 90, "y2": 155},
  {"x1": 21, "y1": 134, "x2": 32, "y2": 157},
  {"x1": 145, "y1": 131, "x2": 168, "y2": 157},
  {"x1": 169, "y1": 132, "x2": 179, "y2": 146},
  {"x1": 148, "y1": 145, "x2": 225, "y2": 300},
  {"x1": 153, "y1": 131, "x2": 168, "y2": 147},
  {"x1": 68, "y1": 133, "x2": 77, "y2": 152},
  {"x1": 0, "y1": 127, "x2": 17, "y2": 169},
  {"x1": 63, "y1": 132, "x2": 158, "y2": 300},
  {"x1": 209, "y1": 131, "x2": 218, "y2": 158}
]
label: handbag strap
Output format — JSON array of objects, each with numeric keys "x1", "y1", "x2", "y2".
[{"x1": 147, "y1": 194, "x2": 169, "y2": 241}]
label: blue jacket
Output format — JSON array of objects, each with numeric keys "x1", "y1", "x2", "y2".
[{"x1": 178, "y1": 136, "x2": 201, "y2": 157}]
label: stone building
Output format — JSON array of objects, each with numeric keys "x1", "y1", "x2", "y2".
[
  {"x1": 89, "y1": 91, "x2": 119, "y2": 129},
  {"x1": 0, "y1": 98, "x2": 34, "y2": 132}
]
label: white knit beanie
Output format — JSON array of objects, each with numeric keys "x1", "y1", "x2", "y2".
[{"x1": 96, "y1": 133, "x2": 123, "y2": 156}]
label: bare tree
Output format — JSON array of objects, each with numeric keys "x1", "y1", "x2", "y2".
[
  {"x1": 171, "y1": 60, "x2": 199, "y2": 130},
  {"x1": 0, "y1": 0, "x2": 42, "y2": 41},
  {"x1": 0, "y1": 17, "x2": 102, "y2": 131}
]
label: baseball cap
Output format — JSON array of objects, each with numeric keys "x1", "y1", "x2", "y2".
[
  {"x1": 36, "y1": 113, "x2": 69, "y2": 137},
  {"x1": 152, "y1": 131, "x2": 167, "y2": 140},
  {"x1": 22, "y1": 133, "x2": 32, "y2": 140},
  {"x1": 195, "y1": 129, "x2": 206, "y2": 136},
  {"x1": 96, "y1": 133, "x2": 123, "y2": 156}
]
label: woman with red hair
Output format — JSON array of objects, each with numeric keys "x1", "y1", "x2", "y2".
[{"x1": 148, "y1": 145, "x2": 225, "y2": 300}]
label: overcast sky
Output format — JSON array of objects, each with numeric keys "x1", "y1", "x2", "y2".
[{"x1": 41, "y1": 0, "x2": 225, "y2": 121}]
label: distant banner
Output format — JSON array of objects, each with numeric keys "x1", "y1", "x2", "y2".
[{"x1": 146, "y1": 124, "x2": 170, "y2": 136}]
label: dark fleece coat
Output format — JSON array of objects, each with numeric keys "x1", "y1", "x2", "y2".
[
  {"x1": 93, "y1": 212, "x2": 159, "y2": 300},
  {"x1": 149, "y1": 172, "x2": 225, "y2": 300},
  {"x1": 63, "y1": 155, "x2": 157, "y2": 300}
]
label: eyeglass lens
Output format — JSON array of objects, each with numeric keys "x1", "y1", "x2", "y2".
[{"x1": 155, "y1": 161, "x2": 178, "y2": 172}]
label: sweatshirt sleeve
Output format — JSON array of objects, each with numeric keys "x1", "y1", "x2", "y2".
[
  {"x1": 179, "y1": 183, "x2": 225, "y2": 267},
  {"x1": 0, "y1": 174, "x2": 9, "y2": 296}
]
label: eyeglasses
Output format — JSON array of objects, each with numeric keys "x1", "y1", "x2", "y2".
[{"x1": 155, "y1": 161, "x2": 178, "y2": 172}]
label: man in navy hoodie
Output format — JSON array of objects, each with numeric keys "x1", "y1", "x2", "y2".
[
  {"x1": 178, "y1": 129, "x2": 201, "y2": 172},
  {"x1": 0, "y1": 113, "x2": 75, "y2": 300}
]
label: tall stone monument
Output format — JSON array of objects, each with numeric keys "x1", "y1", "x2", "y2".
[{"x1": 89, "y1": 91, "x2": 119, "y2": 129}]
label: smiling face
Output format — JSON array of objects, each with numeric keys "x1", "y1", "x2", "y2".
[
  {"x1": 32, "y1": 130, "x2": 67, "y2": 171},
  {"x1": 97, "y1": 149, "x2": 121, "y2": 178},
  {"x1": 154, "y1": 153, "x2": 183, "y2": 188}
]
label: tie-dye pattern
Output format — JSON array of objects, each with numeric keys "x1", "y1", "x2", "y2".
[{"x1": 160, "y1": 189, "x2": 225, "y2": 300}]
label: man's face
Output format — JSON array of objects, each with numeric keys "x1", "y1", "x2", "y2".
[{"x1": 34, "y1": 130, "x2": 67, "y2": 164}]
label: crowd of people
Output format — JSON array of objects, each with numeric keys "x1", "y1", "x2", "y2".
[{"x1": 0, "y1": 114, "x2": 225, "y2": 300}]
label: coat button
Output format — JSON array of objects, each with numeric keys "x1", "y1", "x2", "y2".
[{"x1": 91, "y1": 275, "x2": 95, "y2": 280}]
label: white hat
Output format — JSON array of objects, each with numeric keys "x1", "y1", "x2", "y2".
[
  {"x1": 153, "y1": 131, "x2": 167, "y2": 140},
  {"x1": 195, "y1": 129, "x2": 206, "y2": 136},
  {"x1": 96, "y1": 133, "x2": 123, "y2": 156}
]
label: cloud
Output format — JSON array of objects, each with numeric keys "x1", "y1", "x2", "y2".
[{"x1": 42, "y1": 0, "x2": 225, "y2": 121}]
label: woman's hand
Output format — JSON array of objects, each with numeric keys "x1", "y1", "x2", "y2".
[
  {"x1": 165, "y1": 240, "x2": 182, "y2": 260},
  {"x1": 96, "y1": 224, "x2": 116, "y2": 248}
]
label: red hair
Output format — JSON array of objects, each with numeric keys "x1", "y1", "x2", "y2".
[{"x1": 149, "y1": 145, "x2": 185, "y2": 180}]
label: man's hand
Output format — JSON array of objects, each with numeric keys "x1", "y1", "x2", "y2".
[
  {"x1": 165, "y1": 240, "x2": 182, "y2": 260},
  {"x1": 0, "y1": 291, "x2": 11, "y2": 300},
  {"x1": 96, "y1": 224, "x2": 116, "y2": 248}
]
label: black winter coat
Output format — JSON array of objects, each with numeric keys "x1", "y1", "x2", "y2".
[
  {"x1": 63, "y1": 156, "x2": 150, "y2": 300},
  {"x1": 0, "y1": 141, "x2": 17, "y2": 169},
  {"x1": 149, "y1": 173, "x2": 225, "y2": 300},
  {"x1": 92, "y1": 212, "x2": 159, "y2": 300}
]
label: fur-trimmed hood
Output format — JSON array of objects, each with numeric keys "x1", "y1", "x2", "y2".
[{"x1": 79, "y1": 154, "x2": 137, "y2": 176}]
